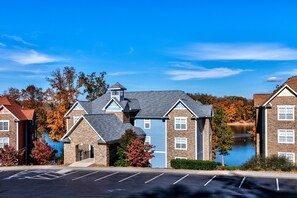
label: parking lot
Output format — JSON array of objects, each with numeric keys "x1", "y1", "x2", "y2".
[{"x1": 0, "y1": 169, "x2": 297, "y2": 197}]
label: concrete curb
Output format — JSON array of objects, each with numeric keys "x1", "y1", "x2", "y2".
[{"x1": 0, "y1": 165, "x2": 297, "y2": 179}]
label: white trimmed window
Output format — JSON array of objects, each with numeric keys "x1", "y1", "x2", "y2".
[
  {"x1": 278, "y1": 105, "x2": 294, "y2": 121},
  {"x1": 278, "y1": 152, "x2": 295, "y2": 163},
  {"x1": 144, "y1": 119, "x2": 151, "y2": 129},
  {"x1": 73, "y1": 116, "x2": 80, "y2": 124},
  {"x1": 145, "y1": 136, "x2": 151, "y2": 145},
  {"x1": 278, "y1": 129, "x2": 294, "y2": 143},
  {"x1": 175, "y1": 137, "x2": 187, "y2": 150},
  {"x1": 175, "y1": 157, "x2": 187, "y2": 160},
  {"x1": 0, "y1": 138, "x2": 9, "y2": 148},
  {"x1": 0, "y1": 120, "x2": 9, "y2": 131},
  {"x1": 175, "y1": 117, "x2": 187, "y2": 130}
]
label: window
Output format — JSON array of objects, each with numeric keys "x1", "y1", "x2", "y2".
[
  {"x1": 0, "y1": 120, "x2": 9, "y2": 131},
  {"x1": 175, "y1": 157, "x2": 187, "y2": 160},
  {"x1": 0, "y1": 138, "x2": 9, "y2": 148},
  {"x1": 106, "y1": 101, "x2": 121, "y2": 112},
  {"x1": 145, "y1": 136, "x2": 151, "y2": 145},
  {"x1": 73, "y1": 116, "x2": 80, "y2": 124},
  {"x1": 144, "y1": 119, "x2": 151, "y2": 129},
  {"x1": 278, "y1": 106, "x2": 294, "y2": 120},
  {"x1": 175, "y1": 117, "x2": 187, "y2": 130},
  {"x1": 278, "y1": 129, "x2": 294, "y2": 143},
  {"x1": 278, "y1": 152, "x2": 295, "y2": 163},
  {"x1": 175, "y1": 137, "x2": 187, "y2": 150}
]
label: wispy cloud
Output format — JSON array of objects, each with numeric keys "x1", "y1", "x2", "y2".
[
  {"x1": 128, "y1": 47, "x2": 135, "y2": 54},
  {"x1": 266, "y1": 76, "x2": 283, "y2": 82},
  {"x1": 0, "y1": 34, "x2": 34, "y2": 46},
  {"x1": 7, "y1": 50, "x2": 64, "y2": 65},
  {"x1": 167, "y1": 67, "x2": 249, "y2": 80},
  {"x1": 276, "y1": 69, "x2": 297, "y2": 76},
  {"x1": 170, "y1": 61, "x2": 205, "y2": 70},
  {"x1": 109, "y1": 71, "x2": 139, "y2": 76},
  {"x1": 169, "y1": 43, "x2": 297, "y2": 61},
  {"x1": 0, "y1": 66, "x2": 48, "y2": 74},
  {"x1": 0, "y1": 42, "x2": 6, "y2": 47}
]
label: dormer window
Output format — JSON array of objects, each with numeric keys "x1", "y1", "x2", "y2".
[
  {"x1": 109, "y1": 82, "x2": 127, "y2": 101},
  {"x1": 111, "y1": 90, "x2": 121, "y2": 101}
]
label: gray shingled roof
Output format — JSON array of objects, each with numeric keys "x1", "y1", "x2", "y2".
[
  {"x1": 81, "y1": 90, "x2": 212, "y2": 118},
  {"x1": 83, "y1": 114, "x2": 145, "y2": 142},
  {"x1": 109, "y1": 82, "x2": 127, "y2": 90},
  {"x1": 78, "y1": 101, "x2": 92, "y2": 113}
]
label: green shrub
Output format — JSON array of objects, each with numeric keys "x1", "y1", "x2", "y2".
[
  {"x1": 241, "y1": 155, "x2": 295, "y2": 171},
  {"x1": 216, "y1": 166, "x2": 241, "y2": 171},
  {"x1": 171, "y1": 159, "x2": 217, "y2": 170}
]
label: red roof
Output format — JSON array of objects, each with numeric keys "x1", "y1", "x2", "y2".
[
  {"x1": 254, "y1": 76, "x2": 297, "y2": 106},
  {"x1": 0, "y1": 96, "x2": 34, "y2": 120}
]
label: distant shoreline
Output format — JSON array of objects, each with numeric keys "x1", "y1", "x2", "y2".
[{"x1": 227, "y1": 122, "x2": 254, "y2": 126}]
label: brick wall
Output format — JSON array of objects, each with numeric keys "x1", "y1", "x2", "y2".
[
  {"x1": 203, "y1": 118, "x2": 211, "y2": 160},
  {"x1": 64, "y1": 119, "x2": 109, "y2": 166},
  {"x1": 67, "y1": 110, "x2": 86, "y2": 131},
  {"x1": 267, "y1": 96, "x2": 297, "y2": 162},
  {"x1": 166, "y1": 109, "x2": 196, "y2": 167},
  {"x1": 0, "y1": 113, "x2": 17, "y2": 149}
]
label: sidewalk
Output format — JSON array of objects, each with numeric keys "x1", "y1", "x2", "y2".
[{"x1": 0, "y1": 165, "x2": 297, "y2": 179}]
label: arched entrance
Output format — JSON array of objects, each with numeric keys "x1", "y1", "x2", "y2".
[{"x1": 75, "y1": 144, "x2": 95, "y2": 161}]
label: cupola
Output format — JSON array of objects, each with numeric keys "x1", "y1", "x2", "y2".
[{"x1": 109, "y1": 82, "x2": 126, "y2": 101}]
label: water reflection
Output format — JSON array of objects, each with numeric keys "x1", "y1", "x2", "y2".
[{"x1": 216, "y1": 124, "x2": 255, "y2": 166}]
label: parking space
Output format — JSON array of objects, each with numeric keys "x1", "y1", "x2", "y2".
[{"x1": 0, "y1": 169, "x2": 296, "y2": 197}]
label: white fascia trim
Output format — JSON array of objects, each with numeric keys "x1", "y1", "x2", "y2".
[
  {"x1": 102, "y1": 98, "x2": 123, "y2": 111},
  {"x1": 0, "y1": 105, "x2": 20, "y2": 121},
  {"x1": 61, "y1": 116, "x2": 106, "y2": 143},
  {"x1": 195, "y1": 120, "x2": 197, "y2": 160},
  {"x1": 16, "y1": 122, "x2": 18, "y2": 150},
  {"x1": 163, "y1": 99, "x2": 198, "y2": 118},
  {"x1": 165, "y1": 119, "x2": 167, "y2": 168},
  {"x1": 64, "y1": 101, "x2": 87, "y2": 118},
  {"x1": 265, "y1": 108, "x2": 268, "y2": 157},
  {"x1": 263, "y1": 84, "x2": 297, "y2": 106}
]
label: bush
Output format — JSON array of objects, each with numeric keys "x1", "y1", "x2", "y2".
[
  {"x1": 171, "y1": 159, "x2": 217, "y2": 170},
  {"x1": 30, "y1": 141, "x2": 56, "y2": 165},
  {"x1": 216, "y1": 166, "x2": 241, "y2": 171},
  {"x1": 0, "y1": 145, "x2": 24, "y2": 166},
  {"x1": 241, "y1": 155, "x2": 295, "y2": 171}
]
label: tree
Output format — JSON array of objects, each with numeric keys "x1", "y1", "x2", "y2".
[
  {"x1": 2, "y1": 87, "x2": 21, "y2": 104},
  {"x1": 125, "y1": 137, "x2": 154, "y2": 167},
  {"x1": 78, "y1": 72, "x2": 109, "y2": 101},
  {"x1": 30, "y1": 140, "x2": 56, "y2": 165},
  {"x1": 46, "y1": 66, "x2": 80, "y2": 141},
  {"x1": 213, "y1": 107, "x2": 234, "y2": 166},
  {"x1": 21, "y1": 85, "x2": 47, "y2": 133},
  {"x1": 0, "y1": 145, "x2": 24, "y2": 166},
  {"x1": 114, "y1": 129, "x2": 137, "y2": 166}
]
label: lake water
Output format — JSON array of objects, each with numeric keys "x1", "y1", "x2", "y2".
[
  {"x1": 215, "y1": 125, "x2": 255, "y2": 166},
  {"x1": 43, "y1": 133, "x2": 64, "y2": 157}
]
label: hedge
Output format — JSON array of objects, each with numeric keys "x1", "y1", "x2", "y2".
[{"x1": 170, "y1": 159, "x2": 217, "y2": 170}]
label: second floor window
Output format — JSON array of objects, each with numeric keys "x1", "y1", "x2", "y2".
[
  {"x1": 144, "y1": 119, "x2": 151, "y2": 129},
  {"x1": 175, "y1": 117, "x2": 187, "y2": 130},
  {"x1": 0, "y1": 138, "x2": 9, "y2": 148},
  {"x1": 0, "y1": 121, "x2": 9, "y2": 131},
  {"x1": 145, "y1": 136, "x2": 151, "y2": 145},
  {"x1": 278, "y1": 105, "x2": 294, "y2": 121},
  {"x1": 278, "y1": 129, "x2": 294, "y2": 143},
  {"x1": 175, "y1": 137, "x2": 187, "y2": 150}
]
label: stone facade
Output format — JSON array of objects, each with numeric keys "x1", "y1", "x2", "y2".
[
  {"x1": 166, "y1": 109, "x2": 196, "y2": 167},
  {"x1": 0, "y1": 111, "x2": 17, "y2": 149},
  {"x1": 203, "y1": 118, "x2": 212, "y2": 160},
  {"x1": 113, "y1": 111, "x2": 131, "y2": 123},
  {"x1": 67, "y1": 109, "x2": 86, "y2": 131},
  {"x1": 64, "y1": 119, "x2": 109, "y2": 166},
  {"x1": 266, "y1": 96, "x2": 297, "y2": 160}
]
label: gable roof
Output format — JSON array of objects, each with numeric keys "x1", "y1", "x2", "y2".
[
  {"x1": 0, "y1": 96, "x2": 34, "y2": 120},
  {"x1": 82, "y1": 90, "x2": 212, "y2": 118},
  {"x1": 64, "y1": 101, "x2": 89, "y2": 117},
  {"x1": 61, "y1": 114, "x2": 145, "y2": 143},
  {"x1": 254, "y1": 76, "x2": 297, "y2": 107},
  {"x1": 109, "y1": 82, "x2": 127, "y2": 90}
]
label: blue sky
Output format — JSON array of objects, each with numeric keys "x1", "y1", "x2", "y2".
[{"x1": 1, "y1": 0, "x2": 297, "y2": 99}]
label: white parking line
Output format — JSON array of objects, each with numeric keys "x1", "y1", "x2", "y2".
[
  {"x1": 72, "y1": 171, "x2": 100, "y2": 181},
  {"x1": 118, "y1": 172, "x2": 141, "y2": 183},
  {"x1": 276, "y1": 178, "x2": 279, "y2": 191},
  {"x1": 144, "y1": 173, "x2": 165, "y2": 184},
  {"x1": 173, "y1": 174, "x2": 189, "y2": 185},
  {"x1": 239, "y1": 177, "x2": 246, "y2": 188},
  {"x1": 94, "y1": 172, "x2": 119, "y2": 182},
  {"x1": 4, "y1": 170, "x2": 28, "y2": 180},
  {"x1": 204, "y1": 175, "x2": 216, "y2": 186}
]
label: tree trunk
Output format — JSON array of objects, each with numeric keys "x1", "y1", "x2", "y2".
[{"x1": 221, "y1": 155, "x2": 225, "y2": 166}]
